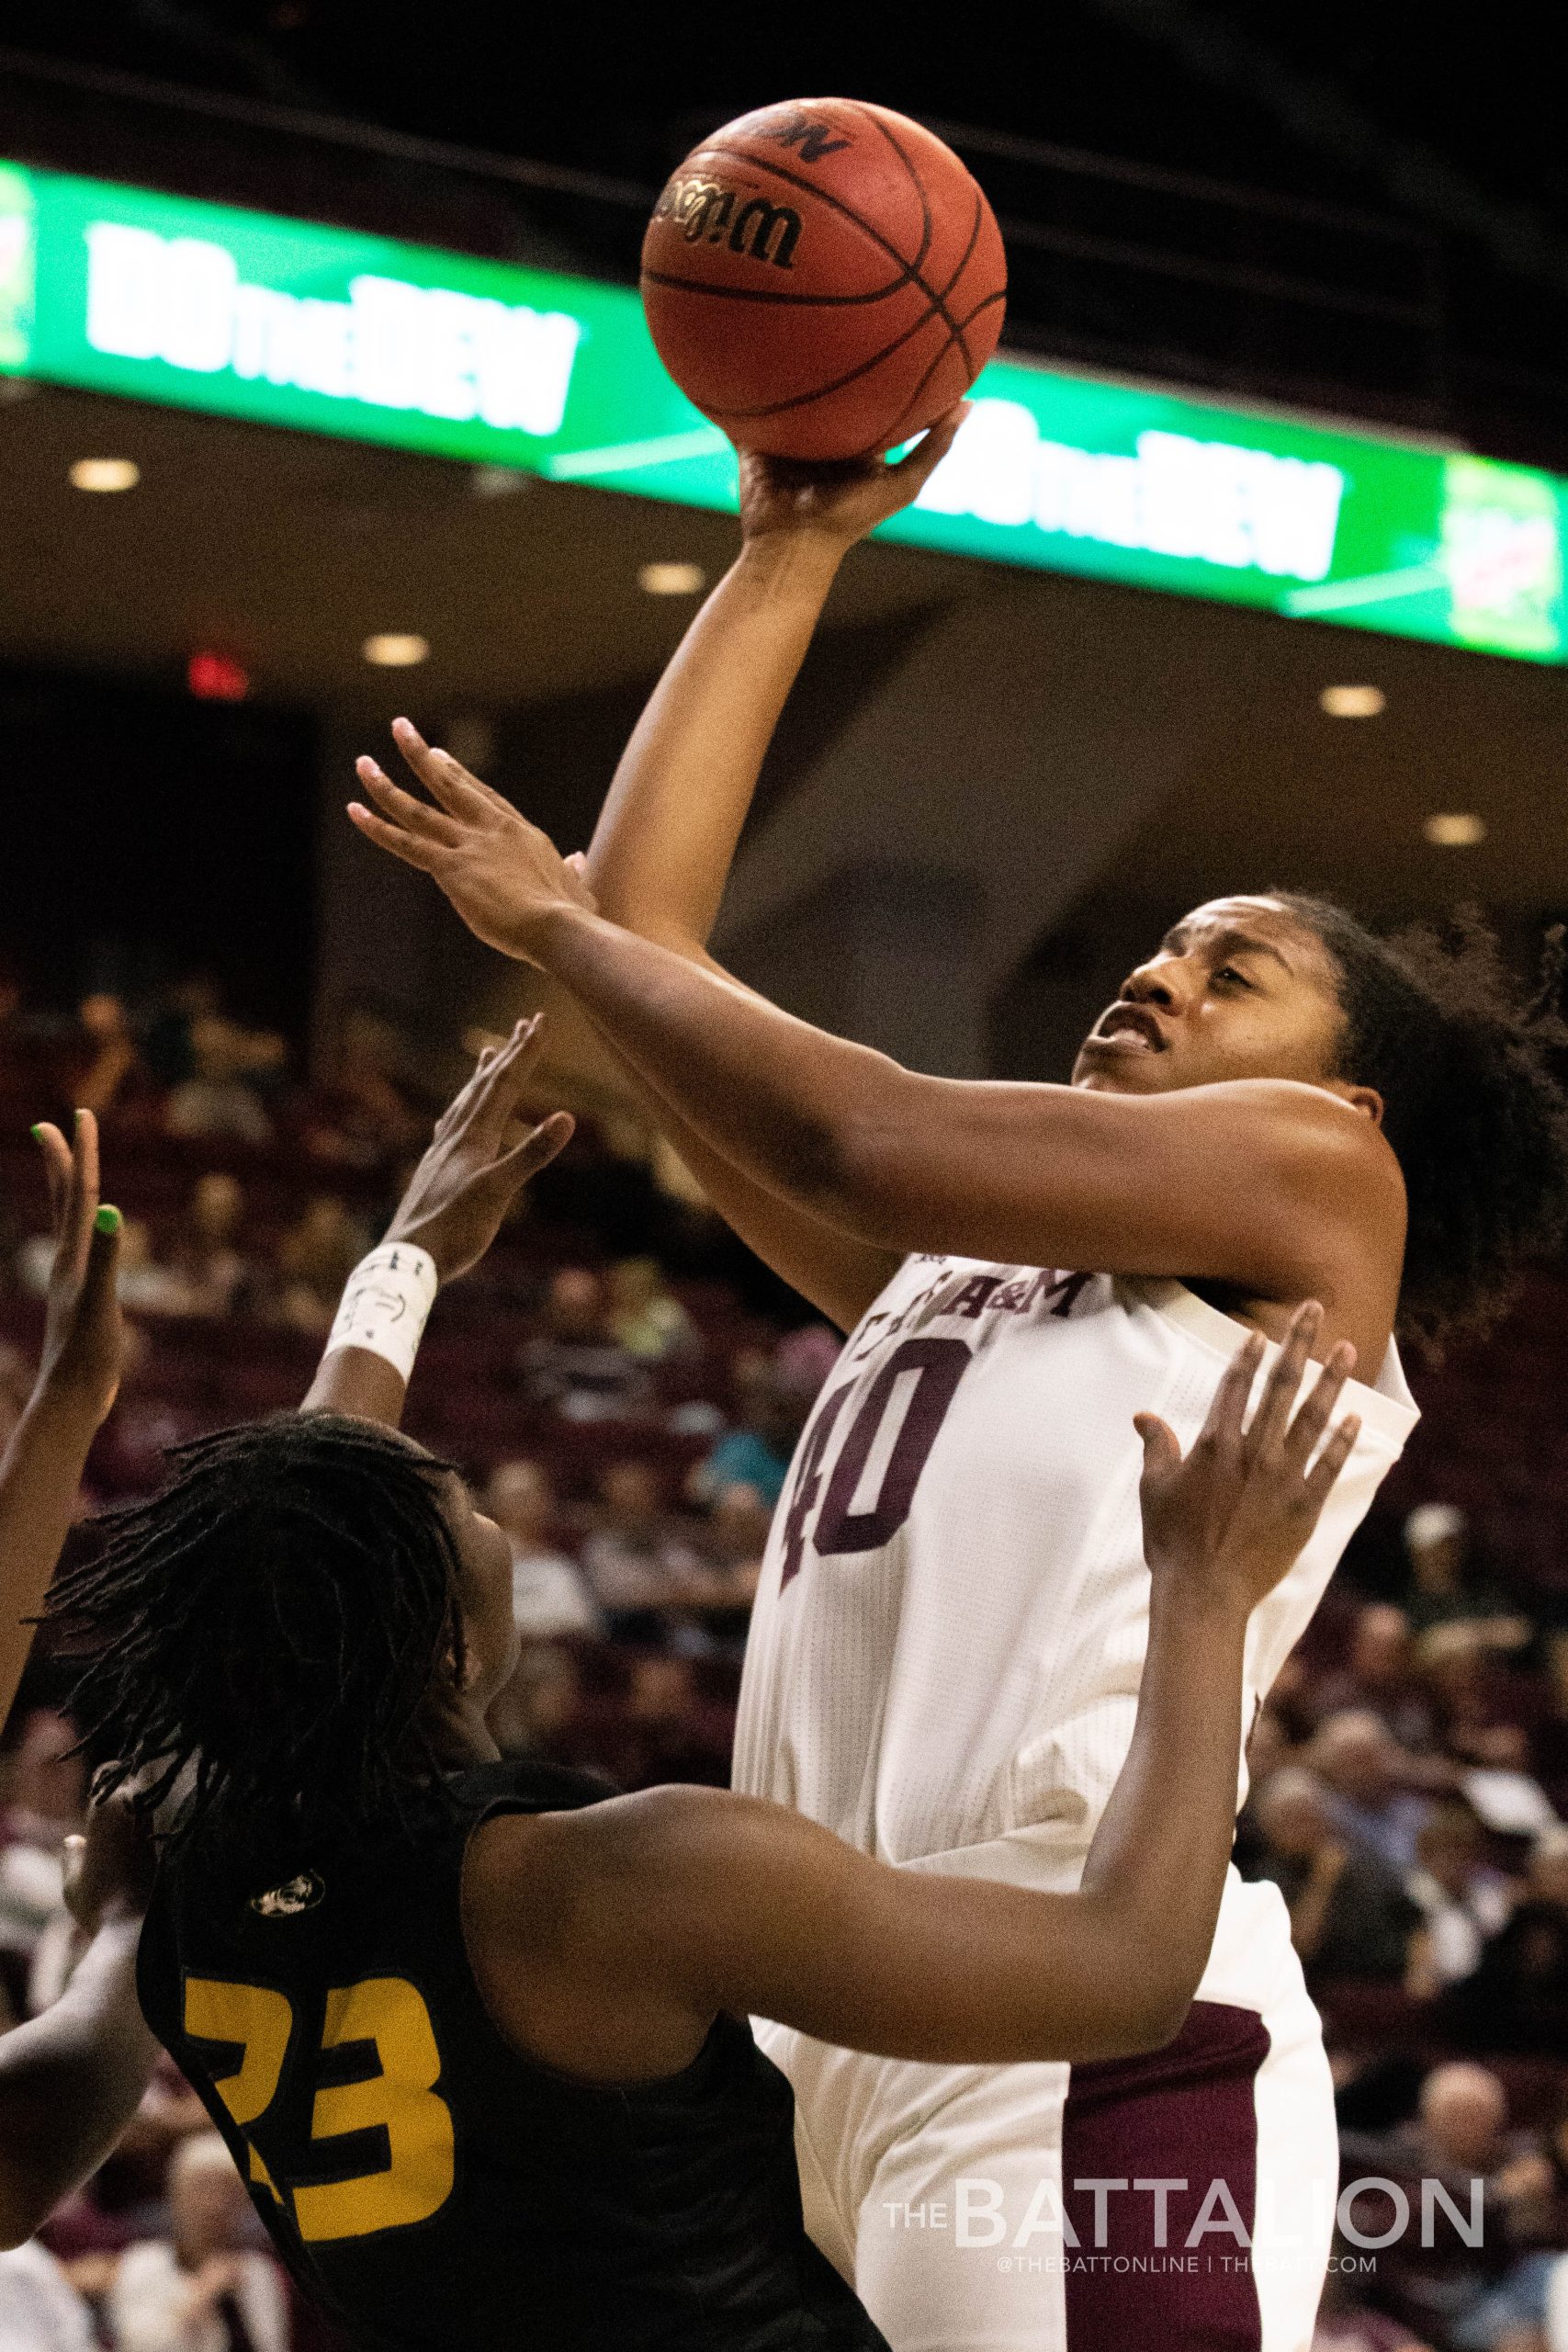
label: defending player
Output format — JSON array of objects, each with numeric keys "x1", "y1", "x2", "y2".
[
  {"x1": 51, "y1": 1023, "x2": 1362, "y2": 2351},
  {"x1": 345, "y1": 426, "x2": 1568, "y2": 2351}
]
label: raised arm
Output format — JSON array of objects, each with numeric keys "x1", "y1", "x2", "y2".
[
  {"x1": 578, "y1": 423, "x2": 964, "y2": 1330},
  {"x1": 302, "y1": 1017, "x2": 574, "y2": 1426},
  {"x1": 348, "y1": 751, "x2": 1404, "y2": 1346},
  {"x1": 0, "y1": 1801, "x2": 157, "y2": 2248},
  {"x1": 0, "y1": 1115, "x2": 124, "y2": 1724},
  {"x1": 467, "y1": 1309, "x2": 1360, "y2": 2075}
]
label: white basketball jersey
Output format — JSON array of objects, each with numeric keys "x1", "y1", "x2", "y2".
[{"x1": 734, "y1": 1256, "x2": 1417, "y2": 1892}]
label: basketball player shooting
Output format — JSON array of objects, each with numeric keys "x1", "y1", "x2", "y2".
[
  {"x1": 48, "y1": 1021, "x2": 1361, "y2": 2349},
  {"x1": 346, "y1": 431, "x2": 1568, "y2": 2352}
]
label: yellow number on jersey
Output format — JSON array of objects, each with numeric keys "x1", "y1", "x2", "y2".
[
  {"x1": 293, "y1": 1977, "x2": 456, "y2": 2243},
  {"x1": 182, "y1": 1973, "x2": 455, "y2": 2241},
  {"x1": 183, "y1": 1976, "x2": 291, "y2": 2200}
]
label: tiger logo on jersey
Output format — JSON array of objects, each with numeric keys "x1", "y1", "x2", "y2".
[{"x1": 250, "y1": 1870, "x2": 325, "y2": 1918}]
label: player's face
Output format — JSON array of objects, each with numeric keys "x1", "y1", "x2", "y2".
[
  {"x1": 1070, "y1": 897, "x2": 1348, "y2": 1097},
  {"x1": 438, "y1": 1475, "x2": 520, "y2": 1709}
]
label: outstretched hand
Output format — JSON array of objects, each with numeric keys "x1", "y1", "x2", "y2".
[
  {"x1": 1134, "y1": 1303, "x2": 1360, "y2": 1614},
  {"x1": 737, "y1": 402, "x2": 969, "y2": 550},
  {"x1": 63, "y1": 1796, "x2": 156, "y2": 1937},
  {"x1": 29, "y1": 1112, "x2": 124, "y2": 1430},
  {"x1": 350, "y1": 718, "x2": 593, "y2": 969},
  {"x1": 382, "y1": 1012, "x2": 574, "y2": 1283}
]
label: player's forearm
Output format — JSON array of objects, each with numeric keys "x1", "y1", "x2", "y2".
[
  {"x1": 588, "y1": 535, "x2": 845, "y2": 946},
  {"x1": 536, "y1": 905, "x2": 903, "y2": 1230},
  {"x1": 0, "y1": 1917, "x2": 156, "y2": 2247},
  {"x1": 0, "y1": 1390, "x2": 104, "y2": 1723},
  {"x1": 1075, "y1": 1578, "x2": 1250, "y2": 2036}
]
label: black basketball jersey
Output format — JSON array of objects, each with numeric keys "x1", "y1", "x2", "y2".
[{"x1": 137, "y1": 1758, "x2": 888, "y2": 2352}]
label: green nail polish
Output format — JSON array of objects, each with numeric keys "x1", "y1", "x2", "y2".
[
  {"x1": 95, "y1": 1204, "x2": 121, "y2": 1236},
  {"x1": 28, "y1": 1123, "x2": 42, "y2": 1142}
]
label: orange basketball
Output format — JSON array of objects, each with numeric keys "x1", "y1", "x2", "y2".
[{"x1": 640, "y1": 98, "x2": 1007, "y2": 462}]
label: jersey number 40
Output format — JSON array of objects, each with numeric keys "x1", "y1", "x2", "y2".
[{"x1": 184, "y1": 1973, "x2": 454, "y2": 2243}]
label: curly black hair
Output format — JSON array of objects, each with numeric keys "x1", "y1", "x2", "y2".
[
  {"x1": 47, "y1": 1414, "x2": 467, "y2": 1874},
  {"x1": 1272, "y1": 893, "x2": 1568, "y2": 1351}
]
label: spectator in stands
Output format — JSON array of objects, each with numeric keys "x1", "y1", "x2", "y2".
[
  {"x1": 1418, "y1": 1622, "x2": 1548, "y2": 1771},
  {"x1": 1401, "y1": 1505, "x2": 1532, "y2": 1652},
  {"x1": 611, "y1": 1653, "x2": 736, "y2": 1790},
  {"x1": 108, "y1": 2132, "x2": 288, "y2": 2351},
  {"x1": 691, "y1": 1348, "x2": 809, "y2": 1511},
  {"x1": 1249, "y1": 1766, "x2": 1420, "y2": 1984},
  {"x1": 516, "y1": 1268, "x2": 649, "y2": 1422},
  {"x1": 1340, "y1": 2064, "x2": 1548, "y2": 2350},
  {"x1": 295, "y1": 1009, "x2": 423, "y2": 1173},
  {"x1": 700, "y1": 1482, "x2": 771, "y2": 1596},
  {"x1": 164, "y1": 1016, "x2": 276, "y2": 1148},
  {"x1": 1404, "y1": 1799, "x2": 1511, "y2": 1996},
  {"x1": 1312, "y1": 2247, "x2": 1434, "y2": 2350},
  {"x1": 72, "y1": 993, "x2": 147, "y2": 1121},
  {"x1": 1445, "y1": 1826, "x2": 1568, "y2": 2055},
  {"x1": 1311, "y1": 1710, "x2": 1434, "y2": 1872},
  {"x1": 0, "y1": 2241, "x2": 96, "y2": 2351},
  {"x1": 164, "y1": 1176, "x2": 248, "y2": 1318},
  {"x1": 488, "y1": 1640, "x2": 584, "y2": 1763},
  {"x1": 112, "y1": 1182, "x2": 251, "y2": 1323},
  {"x1": 1311, "y1": 1604, "x2": 1438, "y2": 1751},
  {"x1": 483, "y1": 1460, "x2": 600, "y2": 1640},
  {"x1": 580, "y1": 1458, "x2": 711, "y2": 1639},
  {"x1": 142, "y1": 973, "x2": 220, "y2": 1089},
  {"x1": 267, "y1": 1197, "x2": 370, "y2": 1337},
  {"x1": 607, "y1": 1256, "x2": 697, "y2": 1362},
  {"x1": 0, "y1": 1712, "x2": 85, "y2": 1981}
]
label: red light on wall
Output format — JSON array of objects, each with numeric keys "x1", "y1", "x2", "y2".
[{"x1": 187, "y1": 650, "x2": 250, "y2": 702}]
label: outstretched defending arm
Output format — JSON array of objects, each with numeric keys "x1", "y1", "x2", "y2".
[
  {"x1": 579, "y1": 424, "x2": 964, "y2": 1330},
  {"x1": 301, "y1": 1016, "x2": 574, "y2": 1427},
  {"x1": 0, "y1": 1114, "x2": 124, "y2": 1725},
  {"x1": 470, "y1": 1306, "x2": 1359, "y2": 2075}
]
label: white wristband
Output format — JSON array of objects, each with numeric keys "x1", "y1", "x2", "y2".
[{"x1": 323, "y1": 1245, "x2": 439, "y2": 1385}]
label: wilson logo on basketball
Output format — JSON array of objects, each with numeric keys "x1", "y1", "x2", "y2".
[
  {"x1": 767, "y1": 112, "x2": 852, "y2": 164},
  {"x1": 653, "y1": 174, "x2": 802, "y2": 269}
]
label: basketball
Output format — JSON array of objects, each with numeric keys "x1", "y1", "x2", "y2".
[{"x1": 640, "y1": 98, "x2": 1007, "y2": 462}]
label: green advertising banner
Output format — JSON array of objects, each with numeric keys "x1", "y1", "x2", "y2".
[{"x1": 2, "y1": 156, "x2": 1564, "y2": 663}]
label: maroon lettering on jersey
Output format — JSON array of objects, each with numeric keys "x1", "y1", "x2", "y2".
[
  {"x1": 946, "y1": 1273, "x2": 1004, "y2": 1318},
  {"x1": 779, "y1": 1381, "x2": 854, "y2": 1588}
]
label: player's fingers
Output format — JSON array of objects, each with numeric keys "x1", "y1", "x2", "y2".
[
  {"x1": 72, "y1": 1107, "x2": 101, "y2": 1232},
  {"x1": 892, "y1": 401, "x2": 969, "y2": 481},
  {"x1": 488, "y1": 1111, "x2": 575, "y2": 1192},
  {"x1": 75, "y1": 1204, "x2": 122, "y2": 1328},
  {"x1": 390, "y1": 719, "x2": 501, "y2": 820},
  {"x1": 467, "y1": 1015, "x2": 544, "y2": 1141},
  {"x1": 1247, "y1": 1302, "x2": 1322, "y2": 1456},
  {"x1": 1200, "y1": 1328, "x2": 1266, "y2": 1448},
  {"x1": 355, "y1": 757, "x2": 461, "y2": 844},
  {"x1": 1282, "y1": 1340, "x2": 1357, "y2": 1469},
  {"x1": 1304, "y1": 1413, "x2": 1361, "y2": 1511},
  {"x1": 30, "y1": 1122, "x2": 72, "y2": 1231},
  {"x1": 1133, "y1": 1410, "x2": 1181, "y2": 1480},
  {"x1": 346, "y1": 802, "x2": 443, "y2": 871}
]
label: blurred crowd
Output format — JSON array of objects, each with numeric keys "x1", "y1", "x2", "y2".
[{"x1": 4, "y1": 972, "x2": 1568, "y2": 2349}]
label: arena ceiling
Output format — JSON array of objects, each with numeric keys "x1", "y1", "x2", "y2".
[{"x1": 3, "y1": 369, "x2": 1566, "y2": 1032}]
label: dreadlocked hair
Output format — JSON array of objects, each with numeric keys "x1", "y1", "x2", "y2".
[
  {"x1": 48, "y1": 1414, "x2": 467, "y2": 1877},
  {"x1": 1272, "y1": 894, "x2": 1568, "y2": 1352}
]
